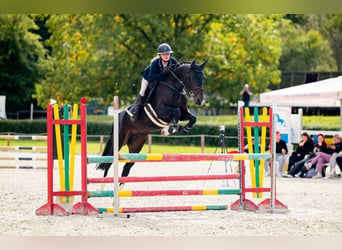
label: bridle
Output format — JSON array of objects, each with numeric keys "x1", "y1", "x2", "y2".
[{"x1": 168, "y1": 65, "x2": 203, "y2": 97}]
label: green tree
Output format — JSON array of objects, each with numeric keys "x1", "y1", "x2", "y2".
[
  {"x1": 34, "y1": 14, "x2": 120, "y2": 108},
  {"x1": 203, "y1": 14, "x2": 283, "y2": 112},
  {"x1": 0, "y1": 14, "x2": 49, "y2": 116},
  {"x1": 34, "y1": 14, "x2": 217, "y2": 108},
  {"x1": 279, "y1": 24, "x2": 337, "y2": 72},
  {"x1": 281, "y1": 14, "x2": 340, "y2": 72},
  {"x1": 322, "y1": 14, "x2": 342, "y2": 71}
]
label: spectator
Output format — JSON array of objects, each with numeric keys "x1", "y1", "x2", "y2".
[
  {"x1": 304, "y1": 134, "x2": 341, "y2": 179},
  {"x1": 275, "y1": 131, "x2": 288, "y2": 176},
  {"x1": 285, "y1": 132, "x2": 314, "y2": 174},
  {"x1": 324, "y1": 134, "x2": 342, "y2": 179},
  {"x1": 283, "y1": 133, "x2": 327, "y2": 178},
  {"x1": 240, "y1": 84, "x2": 252, "y2": 107}
]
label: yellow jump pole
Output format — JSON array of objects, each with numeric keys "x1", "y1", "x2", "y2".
[
  {"x1": 68, "y1": 104, "x2": 78, "y2": 203},
  {"x1": 244, "y1": 108, "x2": 256, "y2": 198},
  {"x1": 53, "y1": 104, "x2": 66, "y2": 203}
]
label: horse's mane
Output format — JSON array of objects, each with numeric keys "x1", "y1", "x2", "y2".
[{"x1": 170, "y1": 61, "x2": 191, "y2": 70}]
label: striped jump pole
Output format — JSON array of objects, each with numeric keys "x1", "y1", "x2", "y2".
[
  {"x1": 88, "y1": 188, "x2": 241, "y2": 198},
  {"x1": 0, "y1": 134, "x2": 48, "y2": 168},
  {"x1": 0, "y1": 135, "x2": 47, "y2": 140},
  {"x1": 0, "y1": 155, "x2": 47, "y2": 169},
  {"x1": 88, "y1": 174, "x2": 240, "y2": 184},
  {"x1": 98, "y1": 205, "x2": 228, "y2": 213},
  {"x1": 0, "y1": 134, "x2": 47, "y2": 152},
  {"x1": 0, "y1": 146, "x2": 47, "y2": 151},
  {"x1": 0, "y1": 165, "x2": 47, "y2": 169},
  {"x1": 0, "y1": 156, "x2": 47, "y2": 161},
  {"x1": 87, "y1": 152, "x2": 271, "y2": 163}
]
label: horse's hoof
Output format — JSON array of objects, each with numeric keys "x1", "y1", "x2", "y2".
[
  {"x1": 161, "y1": 127, "x2": 170, "y2": 136},
  {"x1": 181, "y1": 126, "x2": 190, "y2": 133},
  {"x1": 168, "y1": 126, "x2": 176, "y2": 134}
]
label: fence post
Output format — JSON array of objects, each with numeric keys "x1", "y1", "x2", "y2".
[
  {"x1": 6, "y1": 132, "x2": 10, "y2": 146},
  {"x1": 148, "y1": 134, "x2": 152, "y2": 153},
  {"x1": 201, "y1": 135, "x2": 205, "y2": 153},
  {"x1": 99, "y1": 135, "x2": 104, "y2": 154}
]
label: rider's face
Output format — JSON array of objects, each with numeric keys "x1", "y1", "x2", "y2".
[{"x1": 160, "y1": 53, "x2": 171, "y2": 62}]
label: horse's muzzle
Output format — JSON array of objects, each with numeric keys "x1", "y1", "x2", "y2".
[{"x1": 194, "y1": 96, "x2": 203, "y2": 105}]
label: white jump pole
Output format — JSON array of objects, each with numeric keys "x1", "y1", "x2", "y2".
[{"x1": 112, "y1": 96, "x2": 120, "y2": 215}]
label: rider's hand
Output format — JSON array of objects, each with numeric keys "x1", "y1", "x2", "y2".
[{"x1": 162, "y1": 66, "x2": 170, "y2": 74}]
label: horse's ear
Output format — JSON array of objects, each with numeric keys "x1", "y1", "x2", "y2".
[
  {"x1": 199, "y1": 59, "x2": 208, "y2": 70},
  {"x1": 190, "y1": 60, "x2": 196, "y2": 70}
]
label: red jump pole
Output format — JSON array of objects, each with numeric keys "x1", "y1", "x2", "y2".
[
  {"x1": 35, "y1": 103, "x2": 69, "y2": 216},
  {"x1": 88, "y1": 174, "x2": 240, "y2": 184},
  {"x1": 257, "y1": 107, "x2": 288, "y2": 212},
  {"x1": 72, "y1": 98, "x2": 99, "y2": 215}
]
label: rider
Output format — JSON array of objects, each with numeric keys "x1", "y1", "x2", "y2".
[{"x1": 129, "y1": 43, "x2": 178, "y2": 121}]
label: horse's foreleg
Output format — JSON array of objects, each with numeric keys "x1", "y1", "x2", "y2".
[
  {"x1": 179, "y1": 108, "x2": 197, "y2": 133},
  {"x1": 166, "y1": 107, "x2": 181, "y2": 134}
]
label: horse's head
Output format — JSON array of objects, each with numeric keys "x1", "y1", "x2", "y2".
[
  {"x1": 188, "y1": 60, "x2": 207, "y2": 105},
  {"x1": 174, "y1": 60, "x2": 207, "y2": 105}
]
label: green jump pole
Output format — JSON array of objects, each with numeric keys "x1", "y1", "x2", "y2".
[
  {"x1": 254, "y1": 107, "x2": 260, "y2": 198},
  {"x1": 63, "y1": 104, "x2": 70, "y2": 202}
]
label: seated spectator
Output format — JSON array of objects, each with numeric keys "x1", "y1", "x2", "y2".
[
  {"x1": 324, "y1": 134, "x2": 342, "y2": 179},
  {"x1": 283, "y1": 133, "x2": 327, "y2": 178},
  {"x1": 244, "y1": 138, "x2": 256, "y2": 153},
  {"x1": 283, "y1": 132, "x2": 314, "y2": 177},
  {"x1": 275, "y1": 131, "x2": 288, "y2": 176},
  {"x1": 304, "y1": 134, "x2": 339, "y2": 179}
]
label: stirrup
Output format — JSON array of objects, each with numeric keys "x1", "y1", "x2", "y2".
[{"x1": 128, "y1": 105, "x2": 140, "y2": 121}]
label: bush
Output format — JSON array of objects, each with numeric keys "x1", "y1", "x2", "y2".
[
  {"x1": 0, "y1": 120, "x2": 239, "y2": 146},
  {"x1": 0, "y1": 119, "x2": 47, "y2": 134}
]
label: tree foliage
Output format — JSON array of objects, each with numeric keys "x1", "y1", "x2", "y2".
[
  {"x1": 322, "y1": 14, "x2": 342, "y2": 71},
  {"x1": 0, "y1": 14, "x2": 49, "y2": 114},
  {"x1": 280, "y1": 14, "x2": 340, "y2": 72},
  {"x1": 203, "y1": 15, "x2": 283, "y2": 110},
  {"x1": 1, "y1": 14, "x2": 341, "y2": 114},
  {"x1": 34, "y1": 14, "x2": 217, "y2": 108},
  {"x1": 34, "y1": 14, "x2": 284, "y2": 110},
  {"x1": 279, "y1": 27, "x2": 336, "y2": 72},
  {"x1": 34, "y1": 14, "x2": 123, "y2": 107}
]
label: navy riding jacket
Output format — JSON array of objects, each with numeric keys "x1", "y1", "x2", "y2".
[{"x1": 141, "y1": 56, "x2": 178, "y2": 82}]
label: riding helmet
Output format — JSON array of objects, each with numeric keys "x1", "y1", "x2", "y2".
[{"x1": 157, "y1": 43, "x2": 173, "y2": 55}]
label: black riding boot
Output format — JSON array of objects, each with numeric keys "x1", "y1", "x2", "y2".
[{"x1": 130, "y1": 94, "x2": 144, "y2": 121}]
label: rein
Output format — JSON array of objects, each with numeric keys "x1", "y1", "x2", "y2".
[{"x1": 165, "y1": 65, "x2": 203, "y2": 97}]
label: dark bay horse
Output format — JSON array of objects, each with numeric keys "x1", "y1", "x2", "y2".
[{"x1": 97, "y1": 60, "x2": 207, "y2": 178}]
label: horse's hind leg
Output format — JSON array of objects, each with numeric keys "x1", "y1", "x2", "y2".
[
  {"x1": 120, "y1": 134, "x2": 148, "y2": 187},
  {"x1": 96, "y1": 130, "x2": 114, "y2": 177}
]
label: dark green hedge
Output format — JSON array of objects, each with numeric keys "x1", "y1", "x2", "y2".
[
  {"x1": 0, "y1": 119, "x2": 47, "y2": 134},
  {"x1": 0, "y1": 119, "x2": 239, "y2": 147}
]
